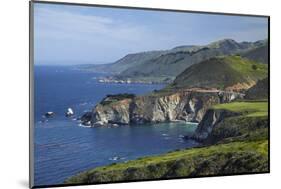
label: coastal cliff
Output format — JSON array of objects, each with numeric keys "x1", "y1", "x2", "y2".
[
  {"x1": 190, "y1": 109, "x2": 240, "y2": 141},
  {"x1": 190, "y1": 101, "x2": 268, "y2": 143},
  {"x1": 81, "y1": 89, "x2": 243, "y2": 127},
  {"x1": 63, "y1": 41, "x2": 269, "y2": 184},
  {"x1": 80, "y1": 55, "x2": 267, "y2": 127},
  {"x1": 66, "y1": 101, "x2": 268, "y2": 184}
]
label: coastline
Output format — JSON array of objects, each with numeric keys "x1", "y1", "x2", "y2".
[
  {"x1": 97, "y1": 77, "x2": 171, "y2": 85},
  {"x1": 65, "y1": 101, "x2": 269, "y2": 184}
]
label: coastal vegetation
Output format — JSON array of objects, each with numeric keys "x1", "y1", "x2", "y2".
[
  {"x1": 212, "y1": 101, "x2": 268, "y2": 117},
  {"x1": 66, "y1": 38, "x2": 269, "y2": 184},
  {"x1": 100, "y1": 93, "x2": 136, "y2": 106},
  {"x1": 76, "y1": 39, "x2": 268, "y2": 83},
  {"x1": 168, "y1": 56, "x2": 267, "y2": 91},
  {"x1": 65, "y1": 140, "x2": 268, "y2": 184},
  {"x1": 66, "y1": 100, "x2": 268, "y2": 183}
]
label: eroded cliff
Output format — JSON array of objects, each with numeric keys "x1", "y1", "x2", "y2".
[
  {"x1": 81, "y1": 89, "x2": 243, "y2": 127},
  {"x1": 190, "y1": 101, "x2": 268, "y2": 143}
]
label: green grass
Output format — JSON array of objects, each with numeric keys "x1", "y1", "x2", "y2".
[
  {"x1": 169, "y1": 56, "x2": 268, "y2": 90},
  {"x1": 225, "y1": 56, "x2": 268, "y2": 78},
  {"x1": 65, "y1": 140, "x2": 268, "y2": 184},
  {"x1": 203, "y1": 101, "x2": 268, "y2": 145},
  {"x1": 94, "y1": 140, "x2": 267, "y2": 171},
  {"x1": 206, "y1": 116, "x2": 268, "y2": 144},
  {"x1": 66, "y1": 99, "x2": 269, "y2": 184},
  {"x1": 100, "y1": 93, "x2": 135, "y2": 106},
  {"x1": 65, "y1": 101, "x2": 269, "y2": 184},
  {"x1": 212, "y1": 101, "x2": 268, "y2": 117}
]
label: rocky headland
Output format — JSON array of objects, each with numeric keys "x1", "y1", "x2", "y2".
[
  {"x1": 66, "y1": 101, "x2": 268, "y2": 184},
  {"x1": 81, "y1": 89, "x2": 244, "y2": 127},
  {"x1": 67, "y1": 45, "x2": 269, "y2": 184},
  {"x1": 65, "y1": 53, "x2": 269, "y2": 184}
]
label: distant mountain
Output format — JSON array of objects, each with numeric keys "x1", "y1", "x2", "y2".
[
  {"x1": 111, "y1": 39, "x2": 267, "y2": 83},
  {"x1": 106, "y1": 50, "x2": 165, "y2": 73},
  {"x1": 242, "y1": 41, "x2": 268, "y2": 64},
  {"x1": 167, "y1": 56, "x2": 268, "y2": 91},
  {"x1": 73, "y1": 63, "x2": 114, "y2": 73},
  {"x1": 74, "y1": 51, "x2": 165, "y2": 73},
  {"x1": 245, "y1": 77, "x2": 268, "y2": 99},
  {"x1": 81, "y1": 39, "x2": 267, "y2": 83}
]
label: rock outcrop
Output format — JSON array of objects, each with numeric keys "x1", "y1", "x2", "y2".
[
  {"x1": 45, "y1": 112, "x2": 54, "y2": 118},
  {"x1": 81, "y1": 89, "x2": 244, "y2": 127},
  {"x1": 65, "y1": 108, "x2": 74, "y2": 117},
  {"x1": 190, "y1": 101, "x2": 268, "y2": 143},
  {"x1": 190, "y1": 109, "x2": 241, "y2": 141}
]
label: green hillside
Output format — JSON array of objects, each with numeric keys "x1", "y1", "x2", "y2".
[
  {"x1": 245, "y1": 77, "x2": 269, "y2": 100},
  {"x1": 213, "y1": 101, "x2": 268, "y2": 117},
  {"x1": 79, "y1": 39, "x2": 267, "y2": 82},
  {"x1": 65, "y1": 140, "x2": 268, "y2": 184},
  {"x1": 65, "y1": 101, "x2": 268, "y2": 184},
  {"x1": 115, "y1": 39, "x2": 266, "y2": 82},
  {"x1": 75, "y1": 51, "x2": 165, "y2": 73},
  {"x1": 242, "y1": 42, "x2": 268, "y2": 64},
  {"x1": 65, "y1": 140, "x2": 267, "y2": 184},
  {"x1": 168, "y1": 56, "x2": 268, "y2": 91},
  {"x1": 108, "y1": 51, "x2": 165, "y2": 73}
]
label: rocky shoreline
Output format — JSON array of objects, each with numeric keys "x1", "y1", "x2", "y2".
[
  {"x1": 188, "y1": 109, "x2": 241, "y2": 141},
  {"x1": 80, "y1": 89, "x2": 244, "y2": 127},
  {"x1": 65, "y1": 101, "x2": 268, "y2": 184}
]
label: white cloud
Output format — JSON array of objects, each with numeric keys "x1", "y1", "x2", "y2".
[
  {"x1": 34, "y1": 6, "x2": 149, "y2": 43},
  {"x1": 33, "y1": 5, "x2": 268, "y2": 64}
]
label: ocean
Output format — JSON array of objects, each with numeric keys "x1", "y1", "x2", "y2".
[{"x1": 33, "y1": 66, "x2": 198, "y2": 186}]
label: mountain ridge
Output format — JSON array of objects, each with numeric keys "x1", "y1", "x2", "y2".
[{"x1": 77, "y1": 39, "x2": 267, "y2": 83}]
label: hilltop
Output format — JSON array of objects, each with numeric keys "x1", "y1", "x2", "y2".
[
  {"x1": 242, "y1": 41, "x2": 268, "y2": 64},
  {"x1": 114, "y1": 39, "x2": 267, "y2": 83},
  {"x1": 78, "y1": 39, "x2": 267, "y2": 83},
  {"x1": 167, "y1": 56, "x2": 268, "y2": 91}
]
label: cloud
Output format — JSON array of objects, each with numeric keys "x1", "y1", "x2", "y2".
[
  {"x1": 34, "y1": 6, "x2": 149, "y2": 43},
  {"x1": 33, "y1": 4, "x2": 268, "y2": 64}
]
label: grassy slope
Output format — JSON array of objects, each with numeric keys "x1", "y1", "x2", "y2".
[
  {"x1": 65, "y1": 101, "x2": 269, "y2": 184},
  {"x1": 226, "y1": 56, "x2": 267, "y2": 78},
  {"x1": 169, "y1": 56, "x2": 268, "y2": 90},
  {"x1": 65, "y1": 140, "x2": 268, "y2": 184},
  {"x1": 242, "y1": 43, "x2": 268, "y2": 64},
  {"x1": 205, "y1": 101, "x2": 268, "y2": 144},
  {"x1": 245, "y1": 77, "x2": 268, "y2": 100},
  {"x1": 212, "y1": 101, "x2": 268, "y2": 117},
  {"x1": 114, "y1": 39, "x2": 265, "y2": 82}
]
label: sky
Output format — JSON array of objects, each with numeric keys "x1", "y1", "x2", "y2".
[{"x1": 34, "y1": 3, "x2": 268, "y2": 65}]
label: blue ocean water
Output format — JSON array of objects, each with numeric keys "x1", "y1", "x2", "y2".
[{"x1": 34, "y1": 66, "x2": 198, "y2": 186}]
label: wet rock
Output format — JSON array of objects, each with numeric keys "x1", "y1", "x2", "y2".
[
  {"x1": 65, "y1": 108, "x2": 74, "y2": 117},
  {"x1": 45, "y1": 112, "x2": 54, "y2": 118}
]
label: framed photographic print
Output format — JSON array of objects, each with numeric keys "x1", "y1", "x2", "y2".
[{"x1": 29, "y1": 1, "x2": 269, "y2": 188}]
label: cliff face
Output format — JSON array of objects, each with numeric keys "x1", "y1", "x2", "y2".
[
  {"x1": 191, "y1": 101, "x2": 268, "y2": 143},
  {"x1": 82, "y1": 90, "x2": 243, "y2": 127},
  {"x1": 191, "y1": 109, "x2": 241, "y2": 141},
  {"x1": 66, "y1": 101, "x2": 269, "y2": 184}
]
